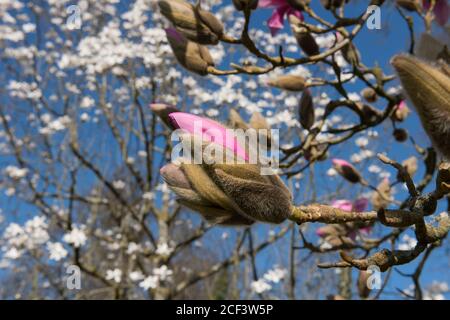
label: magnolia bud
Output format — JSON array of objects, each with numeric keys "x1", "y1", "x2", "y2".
[
  {"x1": 232, "y1": 0, "x2": 258, "y2": 11},
  {"x1": 337, "y1": 32, "x2": 360, "y2": 66},
  {"x1": 162, "y1": 134, "x2": 292, "y2": 225},
  {"x1": 228, "y1": 109, "x2": 249, "y2": 130},
  {"x1": 249, "y1": 112, "x2": 270, "y2": 131},
  {"x1": 228, "y1": 110, "x2": 271, "y2": 147},
  {"x1": 391, "y1": 100, "x2": 410, "y2": 122},
  {"x1": 299, "y1": 89, "x2": 315, "y2": 130},
  {"x1": 371, "y1": 178, "x2": 391, "y2": 210},
  {"x1": 165, "y1": 28, "x2": 214, "y2": 76},
  {"x1": 267, "y1": 75, "x2": 306, "y2": 91},
  {"x1": 361, "y1": 87, "x2": 378, "y2": 103},
  {"x1": 289, "y1": 16, "x2": 320, "y2": 56},
  {"x1": 332, "y1": 159, "x2": 362, "y2": 184},
  {"x1": 150, "y1": 103, "x2": 179, "y2": 129},
  {"x1": 158, "y1": 0, "x2": 223, "y2": 45},
  {"x1": 250, "y1": 111, "x2": 272, "y2": 147},
  {"x1": 436, "y1": 162, "x2": 450, "y2": 197},
  {"x1": 393, "y1": 128, "x2": 408, "y2": 142},
  {"x1": 398, "y1": 156, "x2": 418, "y2": 182},
  {"x1": 396, "y1": 0, "x2": 421, "y2": 11},
  {"x1": 209, "y1": 164, "x2": 292, "y2": 223},
  {"x1": 391, "y1": 54, "x2": 450, "y2": 160}
]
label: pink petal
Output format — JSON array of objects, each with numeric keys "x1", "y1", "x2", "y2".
[
  {"x1": 316, "y1": 227, "x2": 328, "y2": 238},
  {"x1": 268, "y1": 5, "x2": 290, "y2": 36},
  {"x1": 332, "y1": 158, "x2": 352, "y2": 168},
  {"x1": 165, "y1": 28, "x2": 184, "y2": 43},
  {"x1": 331, "y1": 199, "x2": 353, "y2": 212},
  {"x1": 259, "y1": 0, "x2": 287, "y2": 8},
  {"x1": 353, "y1": 198, "x2": 369, "y2": 212},
  {"x1": 168, "y1": 112, "x2": 248, "y2": 160},
  {"x1": 286, "y1": 7, "x2": 304, "y2": 21}
]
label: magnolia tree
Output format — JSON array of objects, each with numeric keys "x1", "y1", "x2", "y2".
[{"x1": 0, "y1": 0, "x2": 449, "y2": 300}]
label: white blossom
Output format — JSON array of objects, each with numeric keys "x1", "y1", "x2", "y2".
[
  {"x1": 106, "y1": 269, "x2": 122, "y2": 283},
  {"x1": 47, "y1": 242, "x2": 68, "y2": 261},
  {"x1": 63, "y1": 227, "x2": 87, "y2": 248},
  {"x1": 251, "y1": 279, "x2": 272, "y2": 294}
]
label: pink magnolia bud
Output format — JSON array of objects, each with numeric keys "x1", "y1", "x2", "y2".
[
  {"x1": 332, "y1": 159, "x2": 362, "y2": 184},
  {"x1": 391, "y1": 100, "x2": 410, "y2": 122},
  {"x1": 155, "y1": 109, "x2": 293, "y2": 225}
]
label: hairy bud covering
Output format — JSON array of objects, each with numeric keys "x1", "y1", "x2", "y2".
[
  {"x1": 267, "y1": 75, "x2": 306, "y2": 91},
  {"x1": 159, "y1": 0, "x2": 223, "y2": 45},
  {"x1": 391, "y1": 54, "x2": 450, "y2": 160},
  {"x1": 299, "y1": 89, "x2": 315, "y2": 130},
  {"x1": 289, "y1": 15, "x2": 320, "y2": 56},
  {"x1": 165, "y1": 28, "x2": 215, "y2": 76}
]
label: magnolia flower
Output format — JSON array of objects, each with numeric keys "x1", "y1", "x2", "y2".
[
  {"x1": 152, "y1": 104, "x2": 292, "y2": 225},
  {"x1": 259, "y1": 0, "x2": 304, "y2": 36},
  {"x1": 316, "y1": 198, "x2": 371, "y2": 244},
  {"x1": 331, "y1": 198, "x2": 368, "y2": 213},
  {"x1": 422, "y1": 0, "x2": 449, "y2": 26}
]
